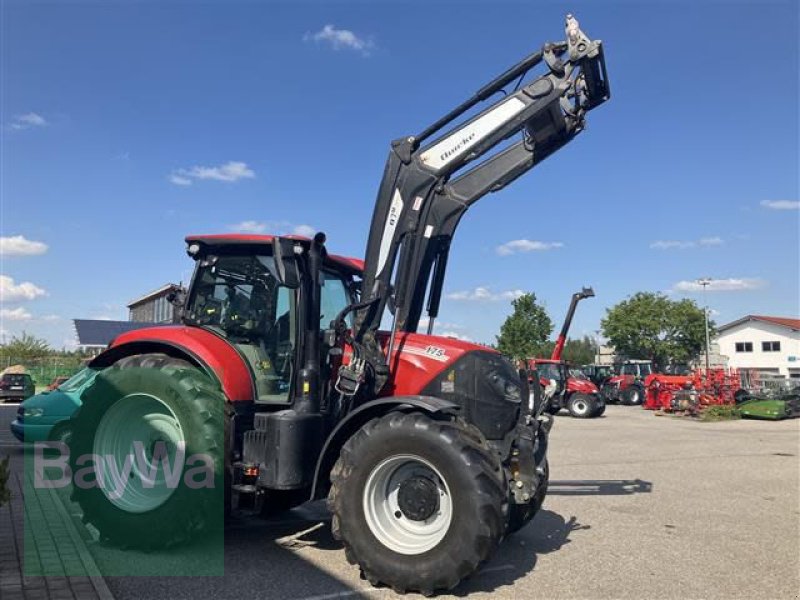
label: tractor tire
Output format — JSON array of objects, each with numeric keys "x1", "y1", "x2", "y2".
[
  {"x1": 592, "y1": 400, "x2": 606, "y2": 417},
  {"x1": 507, "y1": 460, "x2": 549, "y2": 534},
  {"x1": 545, "y1": 403, "x2": 561, "y2": 415},
  {"x1": 601, "y1": 383, "x2": 618, "y2": 404},
  {"x1": 621, "y1": 384, "x2": 645, "y2": 406},
  {"x1": 567, "y1": 393, "x2": 596, "y2": 418},
  {"x1": 734, "y1": 389, "x2": 751, "y2": 404},
  {"x1": 69, "y1": 353, "x2": 227, "y2": 550},
  {"x1": 328, "y1": 412, "x2": 506, "y2": 595}
]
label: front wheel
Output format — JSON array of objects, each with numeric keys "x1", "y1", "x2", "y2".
[
  {"x1": 328, "y1": 412, "x2": 506, "y2": 595},
  {"x1": 621, "y1": 384, "x2": 645, "y2": 406},
  {"x1": 567, "y1": 393, "x2": 597, "y2": 418},
  {"x1": 592, "y1": 399, "x2": 606, "y2": 417}
]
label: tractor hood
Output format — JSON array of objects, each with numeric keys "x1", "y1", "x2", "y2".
[{"x1": 567, "y1": 377, "x2": 599, "y2": 394}]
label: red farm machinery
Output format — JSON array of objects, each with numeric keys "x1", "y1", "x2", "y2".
[
  {"x1": 644, "y1": 368, "x2": 743, "y2": 413},
  {"x1": 61, "y1": 15, "x2": 610, "y2": 596},
  {"x1": 528, "y1": 287, "x2": 605, "y2": 418}
]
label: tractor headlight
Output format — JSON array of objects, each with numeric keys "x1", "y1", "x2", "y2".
[{"x1": 24, "y1": 407, "x2": 44, "y2": 418}]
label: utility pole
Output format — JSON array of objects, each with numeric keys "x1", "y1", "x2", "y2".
[
  {"x1": 697, "y1": 278, "x2": 712, "y2": 374},
  {"x1": 594, "y1": 329, "x2": 601, "y2": 364}
]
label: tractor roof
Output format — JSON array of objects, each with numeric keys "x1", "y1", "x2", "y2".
[{"x1": 185, "y1": 234, "x2": 365, "y2": 275}]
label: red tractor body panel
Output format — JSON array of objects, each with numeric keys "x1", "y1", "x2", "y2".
[
  {"x1": 108, "y1": 325, "x2": 256, "y2": 402},
  {"x1": 108, "y1": 326, "x2": 487, "y2": 403},
  {"x1": 567, "y1": 377, "x2": 600, "y2": 394},
  {"x1": 341, "y1": 332, "x2": 491, "y2": 397}
]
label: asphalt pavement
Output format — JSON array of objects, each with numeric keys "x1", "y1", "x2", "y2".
[{"x1": 1, "y1": 403, "x2": 798, "y2": 599}]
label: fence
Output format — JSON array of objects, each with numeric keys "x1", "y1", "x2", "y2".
[{"x1": 0, "y1": 355, "x2": 86, "y2": 389}]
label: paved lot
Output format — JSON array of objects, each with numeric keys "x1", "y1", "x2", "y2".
[{"x1": 1, "y1": 403, "x2": 798, "y2": 599}]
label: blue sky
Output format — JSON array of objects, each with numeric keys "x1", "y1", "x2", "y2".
[{"x1": 1, "y1": 0, "x2": 798, "y2": 349}]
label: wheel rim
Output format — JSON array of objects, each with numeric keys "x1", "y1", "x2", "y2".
[
  {"x1": 363, "y1": 454, "x2": 453, "y2": 555},
  {"x1": 630, "y1": 390, "x2": 640, "y2": 404},
  {"x1": 93, "y1": 393, "x2": 185, "y2": 513},
  {"x1": 573, "y1": 399, "x2": 589, "y2": 415}
]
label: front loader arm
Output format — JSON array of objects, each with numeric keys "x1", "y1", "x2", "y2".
[{"x1": 343, "y1": 15, "x2": 609, "y2": 397}]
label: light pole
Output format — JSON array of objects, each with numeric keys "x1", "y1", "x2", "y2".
[
  {"x1": 697, "y1": 278, "x2": 712, "y2": 374},
  {"x1": 594, "y1": 329, "x2": 601, "y2": 364}
]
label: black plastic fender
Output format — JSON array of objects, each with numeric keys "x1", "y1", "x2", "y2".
[{"x1": 310, "y1": 395, "x2": 460, "y2": 500}]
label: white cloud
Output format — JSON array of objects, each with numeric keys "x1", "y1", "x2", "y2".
[
  {"x1": 169, "y1": 161, "x2": 255, "y2": 186},
  {"x1": 438, "y1": 330, "x2": 473, "y2": 342},
  {"x1": 446, "y1": 286, "x2": 525, "y2": 302},
  {"x1": 0, "y1": 235, "x2": 48, "y2": 256},
  {"x1": 228, "y1": 221, "x2": 318, "y2": 237},
  {"x1": 292, "y1": 224, "x2": 316, "y2": 237},
  {"x1": 304, "y1": 25, "x2": 374, "y2": 55},
  {"x1": 761, "y1": 200, "x2": 799, "y2": 210},
  {"x1": 651, "y1": 236, "x2": 724, "y2": 250},
  {"x1": 10, "y1": 112, "x2": 48, "y2": 130},
  {"x1": 40, "y1": 314, "x2": 61, "y2": 322},
  {"x1": 0, "y1": 307, "x2": 32, "y2": 321},
  {"x1": 673, "y1": 278, "x2": 766, "y2": 292},
  {"x1": 168, "y1": 174, "x2": 192, "y2": 186},
  {"x1": 0, "y1": 275, "x2": 47, "y2": 302},
  {"x1": 495, "y1": 239, "x2": 564, "y2": 256},
  {"x1": 230, "y1": 220, "x2": 268, "y2": 233}
]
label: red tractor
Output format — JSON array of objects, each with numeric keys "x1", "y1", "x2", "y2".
[
  {"x1": 528, "y1": 287, "x2": 605, "y2": 418},
  {"x1": 601, "y1": 359, "x2": 655, "y2": 406},
  {"x1": 65, "y1": 16, "x2": 609, "y2": 595}
]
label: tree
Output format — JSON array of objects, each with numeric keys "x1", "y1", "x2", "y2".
[
  {"x1": 0, "y1": 332, "x2": 51, "y2": 361},
  {"x1": 601, "y1": 292, "x2": 712, "y2": 370},
  {"x1": 496, "y1": 293, "x2": 553, "y2": 361},
  {"x1": 537, "y1": 336, "x2": 599, "y2": 364}
]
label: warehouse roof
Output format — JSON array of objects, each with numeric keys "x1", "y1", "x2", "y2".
[
  {"x1": 717, "y1": 315, "x2": 800, "y2": 333},
  {"x1": 73, "y1": 319, "x2": 156, "y2": 347}
]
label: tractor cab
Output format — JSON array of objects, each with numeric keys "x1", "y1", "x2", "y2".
[
  {"x1": 532, "y1": 359, "x2": 567, "y2": 395},
  {"x1": 617, "y1": 360, "x2": 654, "y2": 380},
  {"x1": 183, "y1": 235, "x2": 362, "y2": 404}
]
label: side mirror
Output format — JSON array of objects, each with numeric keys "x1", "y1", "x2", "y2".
[
  {"x1": 272, "y1": 237, "x2": 301, "y2": 289},
  {"x1": 167, "y1": 288, "x2": 186, "y2": 307}
]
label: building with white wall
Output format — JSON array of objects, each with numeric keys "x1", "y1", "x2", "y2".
[{"x1": 716, "y1": 315, "x2": 800, "y2": 379}]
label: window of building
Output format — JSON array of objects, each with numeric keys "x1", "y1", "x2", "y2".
[
  {"x1": 735, "y1": 342, "x2": 753, "y2": 353},
  {"x1": 761, "y1": 341, "x2": 781, "y2": 352}
]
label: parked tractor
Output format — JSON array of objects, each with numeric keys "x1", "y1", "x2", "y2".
[
  {"x1": 528, "y1": 287, "x2": 604, "y2": 418},
  {"x1": 580, "y1": 363, "x2": 614, "y2": 388},
  {"x1": 601, "y1": 359, "x2": 654, "y2": 405},
  {"x1": 530, "y1": 359, "x2": 605, "y2": 418},
  {"x1": 65, "y1": 15, "x2": 609, "y2": 595}
]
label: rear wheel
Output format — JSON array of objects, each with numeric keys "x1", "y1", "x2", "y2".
[
  {"x1": 328, "y1": 412, "x2": 506, "y2": 595},
  {"x1": 567, "y1": 393, "x2": 596, "y2": 418},
  {"x1": 69, "y1": 353, "x2": 227, "y2": 550},
  {"x1": 621, "y1": 383, "x2": 645, "y2": 406}
]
